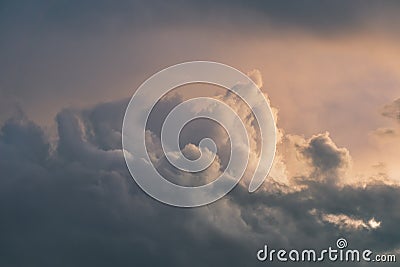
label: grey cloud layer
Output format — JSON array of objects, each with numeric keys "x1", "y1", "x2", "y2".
[
  {"x1": 1, "y1": 98, "x2": 399, "y2": 267},
  {"x1": 2, "y1": 0, "x2": 400, "y2": 34}
]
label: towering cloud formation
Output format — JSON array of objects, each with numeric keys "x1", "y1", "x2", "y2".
[
  {"x1": 1, "y1": 87, "x2": 399, "y2": 266},
  {"x1": 1, "y1": 0, "x2": 400, "y2": 265}
]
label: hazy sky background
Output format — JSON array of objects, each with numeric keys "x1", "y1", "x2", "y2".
[{"x1": 1, "y1": 1, "x2": 400, "y2": 266}]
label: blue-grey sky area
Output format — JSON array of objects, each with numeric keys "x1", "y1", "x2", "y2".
[{"x1": 1, "y1": 1, "x2": 400, "y2": 266}]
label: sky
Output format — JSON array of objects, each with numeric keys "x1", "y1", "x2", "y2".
[{"x1": 1, "y1": 1, "x2": 400, "y2": 266}]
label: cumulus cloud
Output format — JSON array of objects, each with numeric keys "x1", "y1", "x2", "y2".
[
  {"x1": 2, "y1": 1, "x2": 400, "y2": 265},
  {"x1": 275, "y1": 132, "x2": 351, "y2": 189},
  {"x1": 1, "y1": 91, "x2": 400, "y2": 266},
  {"x1": 296, "y1": 132, "x2": 351, "y2": 184},
  {"x1": 247, "y1": 69, "x2": 263, "y2": 89}
]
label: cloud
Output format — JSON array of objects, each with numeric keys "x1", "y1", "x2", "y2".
[
  {"x1": 0, "y1": 115, "x2": 50, "y2": 164},
  {"x1": 382, "y1": 98, "x2": 400, "y2": 123},
  {"x1": 299, "y1": 132, "x2": 350, "y2": 175},
  {"x1": 1, "y1": 2, "x2": 400, "y2": 265},
  {"x1": 310, "y1": 209, "x2": 381, "y2": 231},
  {"x1": 278, "y1": 132, "x2": 351, "y2": 186},
  {"x1": 2, "y1": 0, "x2": 400, "y2": 36},
  {"x1": 247, "y1": 69, "x2": 263, "y2": 89},
  {"x1": 1, "y1": 94, "x2": 400, "y2": 266},
  {"x1": 373, "y1": 127, "x2": 398, "y2": 138}
]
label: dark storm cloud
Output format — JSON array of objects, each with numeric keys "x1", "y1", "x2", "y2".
[
  {"x1": 0, "y1": 101, "x2": 255, "y2": 267},
  {"x1": 1, "y1": 98, "x2": 400, "y2": 267},
  {"x1": 0, "y1": 115, "x2": 49, "y2": 164}
]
